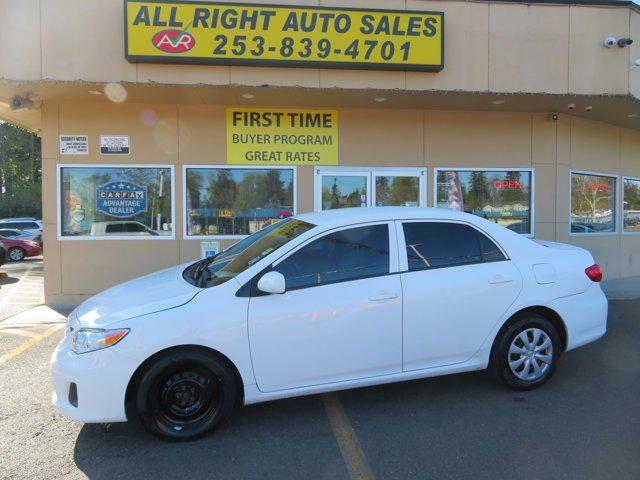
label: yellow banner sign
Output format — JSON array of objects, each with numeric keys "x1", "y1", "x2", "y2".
[
  {"x1": 125, "y1": 1, "x2": 444, "y2": 71},
  {"x1": 227, "y1": 109, "x2": 338, "y2": 165}
]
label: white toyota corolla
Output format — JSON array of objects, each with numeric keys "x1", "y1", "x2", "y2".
[{"x1": 51, "y1": 208, "x2": 608, "y2": 440}]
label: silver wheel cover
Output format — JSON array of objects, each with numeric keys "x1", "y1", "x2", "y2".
[{"x1": 508, "y1": 328, "x2": 553, "y2": 381}]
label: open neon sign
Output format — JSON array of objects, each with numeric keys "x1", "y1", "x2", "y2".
[
  {"x1": 493, "y1": 180, "x2": 523, "y2": 190},
  {"x1": 586, "y1": 183, "x2": 610, "y2": 192}
]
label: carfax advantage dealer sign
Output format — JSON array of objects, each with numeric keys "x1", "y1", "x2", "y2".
[{"x1": 124, "y1": 1, "x2": 444, "y2": 71}]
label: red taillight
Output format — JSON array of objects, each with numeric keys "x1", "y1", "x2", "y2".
[{"x1": 585, "y1": 264, "x2": 602, "y2": 282}]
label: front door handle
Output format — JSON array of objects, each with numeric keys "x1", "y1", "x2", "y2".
[
  {"x1": 488, "y1": 274, "x2": 514, "y2": 285},
  {"x1": 369, "y1": 291, "x2": 399, "y2": 302}
]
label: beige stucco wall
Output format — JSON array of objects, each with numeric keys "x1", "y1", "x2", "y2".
[
  {"x1": 2, "y1": 0, "x2": 638, "y2": 98},
  {"x1": 42, "y1": 101, "x2": 640, "y2": 304}
]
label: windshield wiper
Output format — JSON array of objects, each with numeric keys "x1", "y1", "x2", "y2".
[{"x1": 192, "y1": 254, "x2": 218, "y2": 287}]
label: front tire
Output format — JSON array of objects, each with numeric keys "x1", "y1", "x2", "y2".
[
  {"x1": 491, "y1": 314, "x2": 560, "y2": 390},
  {"x1": 8, "y1": 247, "x2": 26, "y2": 262},
  {"x1": 135, "y1": 348, "x2": 238, "y2": 441}
]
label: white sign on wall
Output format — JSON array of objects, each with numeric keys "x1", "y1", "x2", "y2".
[
  {"x1": 59, "y1": 135, "x2": 89, "y2": 155},
  {"x1": 100, "y1": 135, "x2": 130, "y2": 155},
  {"x1": 200, "y1": 240, "x2": 221, "y2": 259}
]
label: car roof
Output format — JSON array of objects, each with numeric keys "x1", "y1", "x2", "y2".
[{"x1": 296, "y1": 207, "x2": 482, "y2": 228}]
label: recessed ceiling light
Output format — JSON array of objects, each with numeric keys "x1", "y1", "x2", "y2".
[
  {"x1": 628, "y1": 113, "x2": 639, "y2": 118},
  {"x1": 88, "y1": 90, "x2": 102, "y2": 95},
  {"x1": 374, "y1": 97, "x2": 386, "y2": 103},
  {"x1": 241, "y1": 93, "x2": 255, "y2": 99},
  {"x1": 492, "y1": 99, "x2": 506, "y2": 105}
]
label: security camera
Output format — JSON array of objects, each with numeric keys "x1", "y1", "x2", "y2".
[
  {"x1": 618, "y1": 38, "x2": 633, "y2": 48},
  {"x1": 9, "y1": 94, "x2": 35, "y2": 112},
  {"x1": 548, "y1": 113, "x2": 559, "y2": 121},
  {"x1": 567, "y1": 104, "x2": 576, "y2": 111},
  {"x1": 585, "y1": 106, "x2": 593, "y2": 112},
  {"x1": 604, "y1": 36, "x2": 617, "y2": 48}
]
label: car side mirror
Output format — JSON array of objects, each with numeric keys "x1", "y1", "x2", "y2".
[{"x1": 257, "y1": 271, "x2": 286, "y2": 295}]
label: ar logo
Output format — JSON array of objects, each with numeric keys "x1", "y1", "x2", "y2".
[{"x1": 152, "y1": 25, "x2": 195, "y2": 53}]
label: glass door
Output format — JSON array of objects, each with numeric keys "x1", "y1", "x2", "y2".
[
  {"x1": 372, "y1": 170, "x2": 426, "y2": 207},
  {"x1": 315, "y1": 171, "x2": 370, "y2": 211},
  {"x1": 315, "y1": 168, "x2": 426, "y2": 211}
]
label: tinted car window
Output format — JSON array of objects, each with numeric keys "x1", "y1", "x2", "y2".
[
  {"x1": 275, "y1": 224, "x2": 389, "y2": 290},
  {"x1": 186, "y1": 218, "x2": 316, "y2": 288},
  {"x1": 478, "y1": 234, "x2": 506, "y2": 262},
  {"x1": 8, "y1": 222, "x2": 39, "y2": 229},
  {"x1": 125, "y1": 223, "x2": 145, "y2": 233},
  {"x1": 0, "y1": 230, "x2": 19, "y2": 237},
  {"x1": 105, "y1": 224, "x2": 125, "y2": 233},
  {"x1": 403, "y1": 222, "x2": 484, "y2": 270}
]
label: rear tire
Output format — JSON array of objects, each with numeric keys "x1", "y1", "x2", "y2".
[
  {"x1": 135, "y1": 348, "x2": 238, "y2": 441},
  {"x1": 491, "y1": 314, "x2": 560, "y2": 390},
  {"x1": 8, "y1": 247, "x2": 26, "y2": 262}
]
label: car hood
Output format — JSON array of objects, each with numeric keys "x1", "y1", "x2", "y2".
[{"x1": 73, "y1": 263, "x2": 201, "y2": 328}]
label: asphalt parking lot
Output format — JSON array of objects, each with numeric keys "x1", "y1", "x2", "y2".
[{"x1": 0, "y1": 300, "x2": 638, "y2": 480}]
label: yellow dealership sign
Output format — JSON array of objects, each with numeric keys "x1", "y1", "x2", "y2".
[
  {"x1": 227, "y1": 109, "x2": 338, "y2": 165},
  {"x1": 125, "y1": 1, "x2": 444, "y2": 72}
]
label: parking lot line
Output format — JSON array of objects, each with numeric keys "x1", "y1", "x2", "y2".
[
  {"x1": 0, "y1": 328, "x2": 40, "y2": 338},
  {"x1": 322, "y1": 393, "x2": 375, "y2": 480},
  {"x1": 0, "y1": 325, "x2": 63, "y2": 366}
]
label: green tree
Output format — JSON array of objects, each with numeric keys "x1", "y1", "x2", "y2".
[
  {"x1": 0, "y1": 122, "x2": 41, "y2": 218},
  {"x1": 467, "y1": 171, "x2": 490, "y2": 211},
  {"x1": 388, "y1": 177, "x2": 418, "y2": 206},
  {"x1": 499, "y1": 171, "x2": 524, "y2": 204},
  {"x1": 207, "y1": 170, "x2": 237, "y2": 210}
]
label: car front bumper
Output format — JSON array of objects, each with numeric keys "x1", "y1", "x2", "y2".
[
  {"x1": 25, "y1": 245, "x2": 41, "y2": 257},
  {"x1": 50, "y1": 332, "x2": 131, "y2": 423}
]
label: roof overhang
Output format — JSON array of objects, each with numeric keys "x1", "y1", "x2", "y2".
[{"x1": 2, "y1": 80, "x2": 640, "y2": 133}]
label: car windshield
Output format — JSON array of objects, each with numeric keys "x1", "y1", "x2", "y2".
[{"x1": 184, "y1": 218, "x2": 316, "y2": 288}]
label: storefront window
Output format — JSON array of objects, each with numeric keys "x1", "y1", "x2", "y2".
[
  {"x1": 59, "y1": 165, "x2": 173, "y2": 238},
  {"x1": 375, "y1": 175, "x2": 420, "y2": 207},
  {"x1": 185, "y1": 167, "x2": 295, "y2": 237},
  {"x1": 435, "y1": 169, "x2": 533, "y2": 234},
  {"x1": 321, "y1": 175, "x2": 368, "y2": 210},
  {"x1": 623, "y1": 177, "x2": 640, "y2": 233},
  {"x1": 570, "y1": 172, "x2": 616, "y2": 234}
]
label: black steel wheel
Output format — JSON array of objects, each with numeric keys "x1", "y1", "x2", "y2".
[{"x1": 135, "y1": 348, "x2": 238, "y2": 441}]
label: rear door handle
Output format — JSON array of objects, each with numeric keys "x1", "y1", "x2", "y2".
[
  {"x1": 488, "y1": 275, "x2": 514, "y2": 285},
  {"x1": 369, "y1": 291, "x2": 399, "y2": 302}
]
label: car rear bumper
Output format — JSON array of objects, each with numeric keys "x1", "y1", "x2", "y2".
[
  {"x1": 549, "y1": 283, "x2": 608, "y2": 351},
  {"x1": 50, "y1": 334, "x2": 130, "y2": 423}
]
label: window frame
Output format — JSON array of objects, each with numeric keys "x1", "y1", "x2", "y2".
[
  {"x1": 433, "y1": 167, "x2": 535, "y2": 238},
  {"x1": 395, "y1": 219, "x2": 509, "y2": 272},
  {"x1": 56, "y1": 163, "x2": 176, "y2": 241},
  {"x1": 270, "y1": 221, "x2": 399, "y2": 292},
  {"x1": 314, "y1": 166, "x2": 427, "y2": 212},
  {"x1": 569, "y1": 169, "x2": 619, "y2": 237},
  {"x1": 182, "y1": 164, "x2": 297, "y2": 241},
  {"x1": 622, "y1": 175, "x2": 640, "y2": 235}
]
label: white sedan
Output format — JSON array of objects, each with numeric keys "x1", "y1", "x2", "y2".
[{"x1": 51, "y1": 208, "x2": 608, "y2": 441}]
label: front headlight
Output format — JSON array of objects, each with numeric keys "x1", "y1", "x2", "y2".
[{"x1": 71, "y1": 328, "x2": 130, "y2": 354}]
